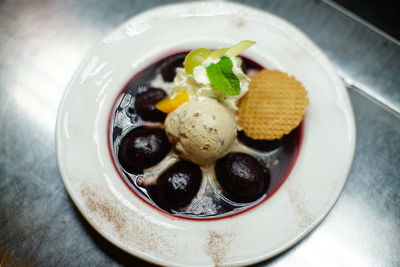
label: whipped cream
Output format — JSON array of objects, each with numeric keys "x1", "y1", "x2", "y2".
[{"x1": 172, "y1": 56, "x2": 250, "y2": 111}]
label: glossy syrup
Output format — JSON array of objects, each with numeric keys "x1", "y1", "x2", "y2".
[{"x1": 109, "y1": 52, "x2": 302, "y2": 220}]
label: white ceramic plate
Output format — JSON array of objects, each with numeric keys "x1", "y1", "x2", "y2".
[{"x1": 56, "y1": 2, "x2": 355, "y2": 266}]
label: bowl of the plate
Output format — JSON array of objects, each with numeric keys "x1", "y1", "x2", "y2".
[{"x1": 56, "y1": 1, "x2": 355, "y2": 266}]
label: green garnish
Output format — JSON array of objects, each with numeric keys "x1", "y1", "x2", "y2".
[
  {"x1": 183, "y1": 48, "x2": 211, "y2": 74},
  {"x1": 225, "y1": 40, "x2": 256, "y2": 57},
  {"x1": 183, "y1": 41, "x2": 256, "y2": 74},
  {"x1": 182, "y1": 40, "x2": 256, "y2": 96},
  {"x1": 206, "y1": 56, "x2": 240, "y2": 96},
  {"x1": 210, "y1": 48, "x2": 229, "y2": 60}
]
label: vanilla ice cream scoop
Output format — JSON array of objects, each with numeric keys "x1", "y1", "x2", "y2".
[{"x1": 165, "y1": 99, "x2": 237, "y2": 166}]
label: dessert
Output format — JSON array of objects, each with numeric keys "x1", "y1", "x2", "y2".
[{"x1": 110, "y1": 41, "x2": 307, "y2": 218}]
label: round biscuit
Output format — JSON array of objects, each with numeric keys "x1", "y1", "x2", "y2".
[{"x1": 238, "y1": 70, "x2": 308, "y2": 140}]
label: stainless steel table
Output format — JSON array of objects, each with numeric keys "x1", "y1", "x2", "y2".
[{"x1": 1, "y1": 0, "x2": 399, "y2": 266}]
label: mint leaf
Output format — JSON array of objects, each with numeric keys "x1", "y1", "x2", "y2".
[{"x1": 206, "y1": 56, "x2": 240, "y2": 96}]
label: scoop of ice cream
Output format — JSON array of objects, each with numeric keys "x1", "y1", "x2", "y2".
[{"x1": 165, "y1": 99, "x2": 237, "y2": 166}]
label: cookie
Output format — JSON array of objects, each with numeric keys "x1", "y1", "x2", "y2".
[{"x1": 238, "y1": 70, "x2": 308, "y2": 140}]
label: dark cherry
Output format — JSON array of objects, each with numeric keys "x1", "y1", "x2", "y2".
[
  {"x1": 238, "y1": 131, "x2": 283, "y2": 152},
  {"x1": 118, "y1": 127, "x2": 171, "y2": 173},
  {"x1": 159, "y1": 54, "x2": 185, "y2": 82},
  {"x1": 240, "y1": 56, "x2": 263, "y2": 74},
  {"x1": 215, "y1": 152, "x2": 269, "y2": 203},
  {"x1": 135, "y1": 88, "x2": 166, "y2": 122},
  {"x1": 154, "y1": 161, "x2": 202, "y2": 210}
]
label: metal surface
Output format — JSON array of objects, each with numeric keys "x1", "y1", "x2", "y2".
[{"x1": 0, "y1": 0, "x2": 399, "y2": 266}]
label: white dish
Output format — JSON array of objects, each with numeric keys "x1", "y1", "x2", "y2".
[{"x1": 56, "y1": 1, "x2": 355, "y2": 266}]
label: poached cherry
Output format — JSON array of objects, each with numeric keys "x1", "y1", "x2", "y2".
[
  {"x1": 135, "y1": 88, "x2": 166, "y2": 122},
  {"x1": 215, "y1": 152, "x2": 269, "y2": 203},
  {"x1": 159, "y1": 54, "x2": 185, "y2": 82},
  {"x1": 154, "y1": 160, "x2": 202, "y2": 210},
  {"x1": 118, "y1": 127, "x2": 171, "y2": 173},
  {"x1": 238, "y1": 131, "x2": 283, "y2": 152}
]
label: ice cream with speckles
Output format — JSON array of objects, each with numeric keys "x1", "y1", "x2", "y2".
[{"x1": 165, "y1": 99, "x2": 237, "y2": 166}]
